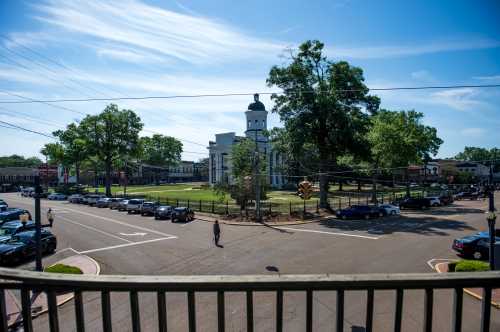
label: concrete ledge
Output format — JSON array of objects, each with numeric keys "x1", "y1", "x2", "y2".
[
  {"x1": 435, "y1": 261, "x2": 500, "y2": 309},
  {"x1": 7, "y1": 254, "x2": 100, "y2": 327}
]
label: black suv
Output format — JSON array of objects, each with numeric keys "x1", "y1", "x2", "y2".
[
  {"x1": 141, "y1": 202, "x2": 159, "y2": 216},
  {"x1": 0, "y1": 209, "x2": 32, "y2": 225},
  {"x1": 171, "y1": 207, "x2": 195, "y2": 222},
  {"x1": 399, "y1": 197, "x2": 431, "y2": 210},
  {"x1": 154, "y1": 206, "x2": 173, "y2": 220},
  {"x1": 0, "y1": 230, "x2": 57, "y2": 266}
]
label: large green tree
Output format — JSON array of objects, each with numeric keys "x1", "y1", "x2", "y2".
[
  {"x1": 79, "y1": 104, "x2": 143, "y2": 196},
  {"x1": 40, "y1": 143, "x2": 65, "y2": 166},
  {"x1": 367, "y1": 109, "x2": 443, "y2": 196},
  {"x1": 0, "y1": 155, "x2": 42, "y2": 168},
  {"x1": 140, "y1": 134, "x2": 183, "y2": 183},
  {"x1": 267, "y1": 40, "x2": 380, "y2": 208},
  {"x1": 52, "y1": 123, "x2": 89, "y2": 185}
]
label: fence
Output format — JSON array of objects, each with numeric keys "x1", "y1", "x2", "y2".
[
  {"x1": 108, "y1": 188, "x2": 457, "y2": 218},
  {"x1": 1, "y1": 267, "x2": 499, "y2": 332}
]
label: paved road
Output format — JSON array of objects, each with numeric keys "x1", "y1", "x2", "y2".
[{"x1": 1, "y1": 192, "x2": 499, "y2": 331}]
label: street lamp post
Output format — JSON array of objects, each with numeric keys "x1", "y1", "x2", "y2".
[{"x1": 487, "y1": 164, "x2": 496, "y2": 270}]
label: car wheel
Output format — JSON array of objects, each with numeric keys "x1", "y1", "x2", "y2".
[
  {"x1": 341, "y1": 215, "x2": 347, "y2": 220},
  {"x1": 473, "y1": 251, "x2": 483, "y2": 260},
  {"x1": 364, "y1": 214, "x2": 370, "y2": 220},
  {"x1": 127, "y1": 211, "x2": 131, "y2": 214},
  {"x1": 47, "y1": 243, "x2": 56, "y2": 254},
  {"x1": 390, "y1": 210, "x2": 396, "y2": 216},
  {"x1": 378, "y1": 212, "x2": 384, "y2": 217}
]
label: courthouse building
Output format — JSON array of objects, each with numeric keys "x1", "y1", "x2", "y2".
[{"x1": 207, "y1": 94, "x2": 285, "y2": 188}]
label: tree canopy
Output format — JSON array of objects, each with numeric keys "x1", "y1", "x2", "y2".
[
  {"x1": 267, "y1": 40, "x2": 380, "y2": 207},
  {"x1": 0, "y1": 155, "x2": 42, "y2": 168}
]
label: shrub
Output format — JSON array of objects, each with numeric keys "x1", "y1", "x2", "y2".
[
  {"x1": 454, "y1": 260, "x2": 489, "y2": 272},
  {"x1": 45, "y1": 264, "x2": 83, "y2": 274}
]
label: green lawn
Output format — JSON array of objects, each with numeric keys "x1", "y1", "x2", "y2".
[{"x1": 88, "y1": 183, "x2": 426, "y2": 205}]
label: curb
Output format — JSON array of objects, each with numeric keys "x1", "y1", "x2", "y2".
[
  {"x1": 196, "y1": 216, "x2": 322, "y2": 226},
  {"x1": 435, "y1": 262, "x2": 500, "y2": 309}
]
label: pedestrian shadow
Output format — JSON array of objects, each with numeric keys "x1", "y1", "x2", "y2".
[
  {"x1": 319, "y1": 215, "x2": 477, "y2": 236},
  {"x1": 261, "y1": 222, "x2": 293, "y2": 234}
]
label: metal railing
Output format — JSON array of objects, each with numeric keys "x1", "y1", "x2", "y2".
[{"x1": 1, "y1": 268, "x2": 499, "y2": 332}]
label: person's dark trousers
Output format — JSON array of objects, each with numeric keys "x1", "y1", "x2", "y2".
[{"x1": 214, "y1": 233, "x2": 220, "y2": 246}]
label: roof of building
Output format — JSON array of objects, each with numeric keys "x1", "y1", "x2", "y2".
[{"x1": 0, "y1": 167, "x2": 37, "y2": 176}]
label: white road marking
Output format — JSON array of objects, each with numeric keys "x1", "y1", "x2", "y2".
[
  {"x1": 181, "y1": 221, "x2": 193, "y2": 227},
  {"x1": 426, "y1": 258, "x2": 453, "y2": 270},
  {"x1": 119, "y1": 232, "x2": 147, "y2": 236},
  {"x1": 53, "y1": 205, "x2": 177, "y2": 238},
  {"x1": 77, "y1": 236, "x2": 177, "y2": 254},
  {"x1": 59, "y1": 215, "x2": 133, "y2": 243},
  {"x1": 276, "y1": 226, "x2": 380, "y2": 240}
]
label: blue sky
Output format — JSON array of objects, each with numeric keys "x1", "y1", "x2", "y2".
[{"x1": 0, "y1": 0, "x2": 499, "y2": 161}]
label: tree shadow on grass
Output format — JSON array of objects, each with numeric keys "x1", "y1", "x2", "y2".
[{"x1": 319, "y1": 215, "x2": 477, "y2": 236}]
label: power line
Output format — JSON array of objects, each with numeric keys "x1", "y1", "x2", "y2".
[
  {"x1": 0, "y1": 119, "x2": 55, "y2": 139},
  {"x1": 0, "y1": 34, "x2": 123, "y2": 98},
  {"x1": 0, "y1": 84, "x2": 499, "y2": 104}
]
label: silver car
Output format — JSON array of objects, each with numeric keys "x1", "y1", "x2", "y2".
[
  {"x1": 87, "y1": 194, "x2": 106, "y2": 206},
  {"x1": 109, "y1": 198, "x2": 125, "y2": 210},
  {"x1": 126, "y1": 199, "x2": 145, "y2": 214},
  {"x1": 117, "y1": 199, "x2": 129, "y2": 211},
  {"x1": 378, "y1": 204, "x2": 401, "y2": 216}
]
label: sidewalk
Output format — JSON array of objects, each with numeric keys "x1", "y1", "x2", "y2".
[
  {"x1": 6, "y1": 254, "x2": 100, "y2": 328},
  {"x1": 435, "y1": 261, "x2": 500, "y2": 309}
]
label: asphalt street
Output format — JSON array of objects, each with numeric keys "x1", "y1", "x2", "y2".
[{"x1": 1, "y1": 192, "x2": 499, "y2": 331}]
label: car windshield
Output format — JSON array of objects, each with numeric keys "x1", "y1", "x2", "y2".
[
  {"x1": 158, "y1": 206, "x2": 171, "y2": 210},
  {"x1": 128, "y1": 200, "x2": 142, "y2": 204},
  {"x1": 174, "y1": 208, "x2": 186, "y2": 212},
  {"x1": 0, "y1": 227, "x2": 16, "y2": 236},
  {"x1": 10, "y1": 233, "x2": 32, "y2": 244},
  {"x1": 459, "y1": 236, "x2": 479, "y2": 242}
]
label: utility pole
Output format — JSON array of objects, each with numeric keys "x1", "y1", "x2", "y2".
[
  {"x1": 34, "y1": 175, "x2": 43, "y2": 271},
  {"x1": 254, "y1": 130, "x2": 261, "y2": 222},
  {"x1": 487, "y1": 164, "x2": 496, "y2": 270}
]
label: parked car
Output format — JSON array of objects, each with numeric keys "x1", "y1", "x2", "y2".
[
  {"x1": 48, "y1": 193, "x2": 67, "y2": 200},
  {"x1": 336, "y1": 205, "x2": 383, "y2": 220},
  {"x1": 21, "y1": 188, "x2": 34, "y2": 197},
  {"x1": 87, "y1": 194, "x2": 106, "y2": 206},
  {"x1": 171, "y1": 207, "x2": 195, "y2": 222},
  {"x1": 0, "y1": 220, "x2": 36, "y2": 243},
  {"x1": 140, "y1": 201, "x2": 159, "y2": 216},
  {"x1": 126, "y1": 199, "x2": 145, "y2": 214},
  {"x1": 96, "y1": 198, "x2": 113, "y2": 208},
  {"x1": 398, "y1": 197, "x2": 431, "y2": 210},
  {"x1": 108, "y1": 198, "x2": 124, "y2": 210},
  {"x1": 117, "y1": 199, "x2": 130, "y2": 211},
  {"x1": 426, "y1": 197, "x2": 441, "y2": 207},
  {"x1": 454, "y1": 191, "x2": 479, "y2": 200},
  {"x1": 452, "y1": 232, "x2": 500, "y2": 259},
  {"x1": 439, "y1": 194, "x2": 454, "y2": 205},
  {"x1": 0, "y1": 209, "x2": 32, "y2": 225},
  {"x1": 0, "y1": 230, "x2": 57, "y2": 266},
  {"x1": 68, "y1": 194, "x2": 84, "y2": 204},
  {"x1": 154, "y1": 205, "x2": 173, "y2": 220},
  {"x1": 0, "y1": 199, "x2": 7, "y2": 211},
  {"x1": 377, "y1": 204, "x2": 401, "y2": 216}
]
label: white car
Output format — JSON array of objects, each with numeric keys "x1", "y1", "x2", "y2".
[
  {"x1": 378, "y1": 204, "x2": 400, "y2": 216},
  {"x1": 48, "y1": 193, "x2": 67, "y2": 200},
  {"x1": 87, "y1": 194, "x2": 106, "y2": 206},
  {"x1": 426, "y1": 197, "x2": 441, "y2": 207},
  {"x1": 126, "y1": 199, "x2": 145, "y2": 214}
]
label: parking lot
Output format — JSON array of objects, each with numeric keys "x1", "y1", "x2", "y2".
[{"x1": 1, "y1": 192, "x2": 499, "y2": 331}]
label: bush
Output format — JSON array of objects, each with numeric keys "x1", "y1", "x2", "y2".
[
  {"x1": 454, "y1": 260, "x2": 489, "y2": 272},
  {"x1": 45, "y1": 264, "x2": 83, "y2": 274}
]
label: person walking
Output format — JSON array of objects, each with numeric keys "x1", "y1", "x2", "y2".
[
  {"x1": 47, "y1": 208, "x2": 54, "y2": 227},
  {"x1": 213, "y1": 219, "x2": 221, "y2": 247}
]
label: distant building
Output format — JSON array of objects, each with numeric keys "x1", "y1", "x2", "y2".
[
  {"x1": 0, "y1": 167, "x2": 36, "y2": 186},
  {"x1": 455, "y1": 162, "x2": 490, "y2": 179},
  {"x1": 207, "y1": 94, "x2": 286, "y2": 188}
]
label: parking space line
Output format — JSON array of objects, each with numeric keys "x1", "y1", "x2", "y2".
[
  {"x1": 58, "y1": 215, "x2": 133, "y2": 243},
  {"x1": 55, "y1": 206, "x2": 178, "y2": 238},
  {"x1": 276, "y1": 226, "x2": 380, "y2": 240},
  {"x1": 78, "y1": 236, "x2": 177, "y2": 254}
]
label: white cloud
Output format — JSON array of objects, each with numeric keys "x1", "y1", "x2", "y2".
[
  {"x1": 472, "y1": 75, "x2": 500, "y2": 81},
  {"x1": 429, "y1": 88, "x2": 486, "y2": 111},
  {"x1": 31, "y1": 0, "x2": 284, "y2": 65},
  {"x1": 460, "y1": 127, "x2": 486, "y2": 137},
  {"x1": 411, "y1": 70, "x2": 434, "y2": 82},
  {"x1": 327, "y1": 39, "x2": 500, "y2": 59}
]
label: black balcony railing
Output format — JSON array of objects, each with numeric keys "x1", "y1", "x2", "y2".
[{"x1": 1, "y1": 268, "x2": 499, "y2": 332}]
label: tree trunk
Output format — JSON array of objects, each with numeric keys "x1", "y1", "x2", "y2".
[
  {"x1": 319, "y1": 173, "x2": 329, "y2": 209},
  {"x1": 338, "y1": 179, "x2": 343, "y2": 191},
  {"x1": 357, "y1": 179, "x2": 361, "y2": 192},
  {"x1": 75, "y1": 162, "x2": 80, "y2": 187},
  {"x1": 405, "y1": 168, "x2": 411, "y2": 197},
  {"x1": 371, "y1": 172, "x2": 378, "y2": 203},
  {"x1": 105, "y1": 158, "x2": 112, "y2": 197}
]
